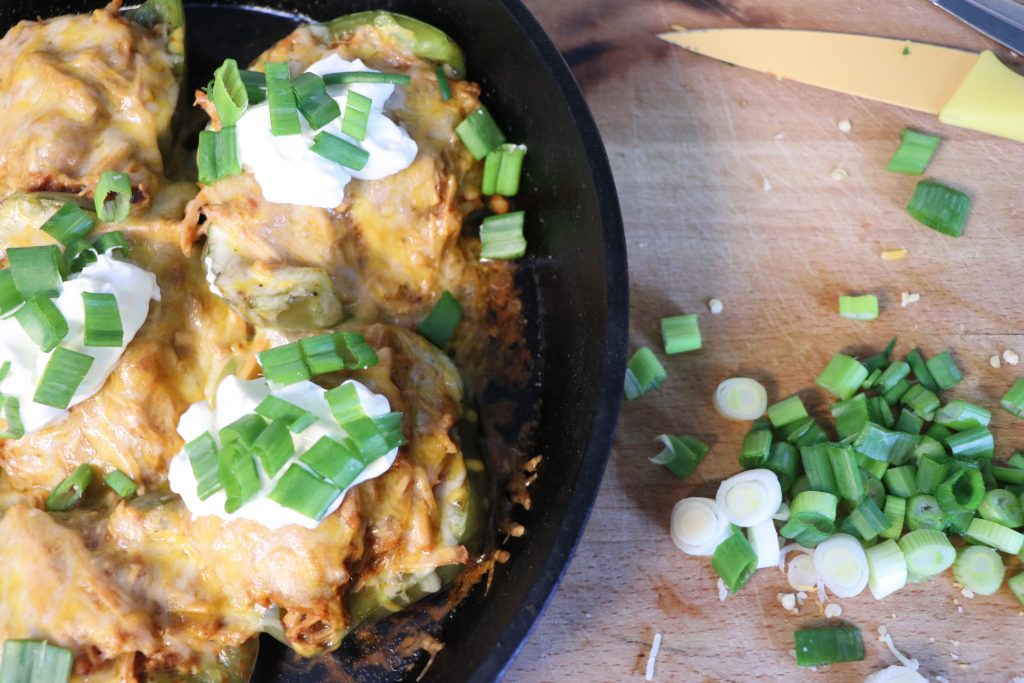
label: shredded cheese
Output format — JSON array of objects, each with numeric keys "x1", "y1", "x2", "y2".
[{"x1": 881, "y1": 248, "x2": 908, "y2": 261}]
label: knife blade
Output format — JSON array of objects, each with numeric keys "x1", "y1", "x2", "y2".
[
  {"x1": 659, "y1": 28, "x2": 1024, "y2": 142},
  {"x1": 932, "y1": 0, "x2": 1024, "y2": 56}
]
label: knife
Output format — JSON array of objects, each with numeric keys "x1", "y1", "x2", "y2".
[
  {"x1": 931, "y1": 0, "x2": 1024, "y2": 56},
  {"x1": 658, "y1": 28, "x2": 1024, "y2": 142}
]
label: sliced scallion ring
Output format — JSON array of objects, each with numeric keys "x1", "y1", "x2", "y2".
[
  {"x1": 294, "y1": 72, "x2": 342, "y2": 131},
  {"x1": 211, "y1": 58, "x2": 249, "y2": 127},
  {"x1": 265, "y1": 61, "x2": 301, "y2": 136},
  {"x1": 455, "y1": 106, "x2": 506, "y2": 160},
  {"x1": 865, "y1": 539, "x2": 907, "y2": 600},
  {"x1": 480, "y1": 211, "x2": 527, "y2": 260},
  {"x1": 94, "y1": 170, "x2": 133, "y2": 223},
  {"x1": 670, "y1": 497, "x2": 731, "y2": 556},
  {"x1": 0, "y1": 640, "x2": 73, "y2": 683},
  {"x1": 716, "y1": 469, "x2": 783, "y2": 528},
  {"x1": 952, "y1": 545, "x2": 1005, "y2": 595},
  {"x1": 340, "y1": 89, "x2": 370, "y2": 140},
  {"x1": 7, "y1": 245, "x2": 63, "y2": 299},
  {"x1": 650, "y1": 434, "x2": 709, "y2": 479},
  {"x1": 82, "y1": 292, "x2": 123, "y2": 348},
  {"x1": 746, "y1": 517, "x2": 780, "y2": 569},
  {"x1": 965, "y1": 517, "x2": 1024, "y2": 554},
  {"x1": 864, "y1": 665, "x2": 928, "y2": 683},
  {"x1": 812, "y1": 533, "x2": 868, "y2": 598},
  {"x1": 33, "y1": 347, "x2": 94, "y2": 409},
  {"x1": 712, "y1": 377, "x2": 767, "y2": 421},
  {"x1": 323, "y1": 71, "x2": 412, "y2": 86},
  {"x1": 897, "y1": 529, "x2": 955, "y2": 578},
  {"x1": 309, "y1": 131, "x2": 369, "y2": 170},
  {"x1": 45, "y1": 463, "x2": 93, "y2": 512},
  {"x1": 40, "y1": 202, "x2": 95, "y2": 246}
]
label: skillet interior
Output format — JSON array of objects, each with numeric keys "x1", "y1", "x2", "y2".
[{"x1": 0, "y1": 1, "x2": 628, "y2": 680}]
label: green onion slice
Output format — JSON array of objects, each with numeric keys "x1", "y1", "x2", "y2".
[
  {"x1": 299, "y1": 434, "x2": 368, "y2": 488},
  {"x1": 900, "y1": 384, "x2": 940, "y2": 421},
  {"x1": 324, "y1": 382, "x2": 363, "y2": 426},
  {"x1": 82, "y1": 292, "x2": 123, "y2": 347},
  {"x1": 766, "y1": 395, "x2": 807, "y2": 429},
  {"x1": 812, "y1": 534, "x2": 869, "y2": 597},
  {"x1": 40, "y1": 202, "x2": 96, "y2": 246},
  {"x1": 875, "y1": 361, "x2": 910, "y2": 393},
  {"x1": 103, "y1": 469, "x2": 137, "y2": 499},
  {"x1": 293, "y1": 72, "x2": 342, "y2": 131},
  {"x1": 925, "y1": 350, "x2": 962, "y2": 391},
  {"x1": 14, "y1": 296, "x2": 68, "y2": 353},
  {"x1": 185, "y1": 432, "x2": 222, "y2": 500},
  {"x1": 650, "y1": 434, "x2": 709, "y2": 479},
  {"x1": 309, "y1": 131, "x2": 369, "y2": 170},
  {"x1": 934, "y1": 399, "x2": 990, "y2": 430},
  {"x1": 418, "y1": 290, "x2": 462, "y2": 347},
  {"x1": 906, "y1": 493, "x2": 947, "y2": 532},
  {"x1": 239, "y1": 69, "x2": 267, "y2": 104},
  {"x1": 45, "y1": 463, "x2": 93, "y2": 512},
  {"x1": 844, "y1": 497, "x2": 890, "y2": 541},
  {"x1": 94, "y1": 170, "x2": 132, "y2": 223},
  {"x1": 217, "y1": 443, "x2": 261, "y2": 514},
  {"x1": 978, "y1": 488, "x2": 1024, "y2": 527},
  {"x1": 966, "y1": 517, "x2": 1024, "y2": 554},
  {"x1": 829, "y1": 444, "x2": 864, "y2": 502},
  {"x1": 340, "y1": 89, "x2": 370, "y2": 140},
  {"x1": 831, "y1": 393, "x2": 868, "y2": 440},
  {"x1": 267, "y1": 464, "x2": 342, "y2": 520},
  {"x1": 952, "y1": 545, "x2": 1005, "y2": 595},
  {"x1": 879, "y1": 495, "x2": 906, "y2": 540},
  {"x1": 0, "y1": 396, "x2": 24, "y2": 440},
  {"x1": 480, "y1": 211, "x2": 527, "y2": 260},
  {"x1": 623, "y1": 347, "x2": 665, "y2": 400},
  {"x1": 62, "y1": 239, "x2": 98, "y2": 275},
  {"x1": 7, "y1": 246, "x2": 63, "y2": 299},
  {"x1": 898, "y1": 529, "x2": 955, "y2": 578},
  {"x1": 865, "y1": 539, "x2": 908, "y2": 599},
  {"x1": 265, "y1": 62, "x2": 301, "y2": 136},
  {"x1": 799, "y1": 443, "x2": 837, "y2": 495},
  {"x1": 0, "y1": 270, "x2": 24, "y2": 318},
  {"x1": 944, "y1": 426, "x2": 994, "y2": 459},
  {"x1": 738, "y1": 428, "x2": 771, "y2": 469},
  {"x1": 894, "y1": 409, "x2": 924, "y2": 435},
  {"x1": 1000, "y1": 378, "x2": 1024, "y2": 418},
  {"x1": 255, "y1": 395, "x2": 316, "y2": 433},
  {"x1": 197, "y1": 128, "x2": 242, "y2": 185},
  {"x1": 298, "y1": 334, "x2": 348, "y2": 376},
  {"x1": 661, "y1": 314, "x2": 701, "y2": 355},
  {"x1": 323, "y1": 71, "x2": 412, "y2": 86},
  {"x1": 794, "y1": 627, "x2": 864, "y2": 668},
  {"x1": 905, "y1": 348, "x2": 939, "y2": 392},
  {"x1": 481, "y1": 143, "x2": 527, "y2": 197},
  {"x1": 815, "y1": 352, "x2": 868, "y2": 399},
  {"x1": 455, "y1": 106, "x2": 507, "y2": 160},
  {"x1": 220, "y1": 413, "x2": 267, "y2": 449},
  {"x1": 253, "y1": 419, "x2": 295, "y2": 478},
  {"x1": 883, "y1": 465, "x2": 917, "y2": 498},
  {"x1": 335, "y1": 331, "x2": 378, "y2": 369},
  {"x1": 906, "y1": 179, "x2": 971, "y2": 237},
  {"x1": 886, "y1": 128, "x2": 940, "y2": 175},
  {"x1": 711, "y1": 527, "x2": 758, "y2": 593},
  {"x1": 882, "y1": 379, "x2": 911, "y2": 406},
  {"x1": 1009, "y1": 572, "x2": 1024, "y2": 606},
  {"x1": 0, "y1": 640, "x2": 73, "y2": 683},
  {"x1": 33, "y1": 347, "x2": 94, "y2": 409},
  {"x1": 916, "y1": 454, "x2": 950, "y2": 495},
  {"x1": 765, "y1": 442, "x2": 798, "y2": 492},
  {"x1": 258, "y1": 342, "x2": 310, "y2": 385},
  {"x1": 93, "y1": 230, "x2": 130, "y2": 257},
  {"x1": 838, "y1": 294, "x2": 878, "y2": 321},
  {"x1": 211, "y1": 58, "x2": 249, "y2": 127},
  {"x1": 435, "y1": 65, "x2": 452, "y2": 101}
]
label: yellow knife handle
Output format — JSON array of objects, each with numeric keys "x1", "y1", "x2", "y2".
[{"x1": 939, "y1": 50, "x2": 1024, "y2": 143}]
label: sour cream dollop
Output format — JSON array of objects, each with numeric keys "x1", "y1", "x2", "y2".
[
  {"x1": 235, "y1": 54, "x2": 418, "y2": 209},
  {"x1": 169, "y1": 374, "x2": 398, "y2": 530},
  {"x1": 0, "y1": 254, "x2": 160, "y2": 434}
]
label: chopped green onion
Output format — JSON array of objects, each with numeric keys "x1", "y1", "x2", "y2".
[
  {"x1": 258, "y1": 342, "x2": 310, "y2": 385},
  {"x1": 94, "y1": 170, "x2": 133, "y2": 223},
  {"x1": 418, "y1": 291, "x2": 462, "y2": 347},
  {"x1": 875, "y1": 361, "x2": 910, "y2": 394},
  {"x1": 831, "y1": 393, "x2": 868, "y2": 440},
  {"x1": 934, "y1": 400, "x2": 990, "y2": 430},
  {"x1": 789, "y1": 490, "x2": 839, "y2": 525},
  {"x1": 33, "y1": 347, "x2": 93, "y2": 409},
  {"x1": 371, "y1": 412, "x2": 406, "y2": 450},
  {"x1": 219, "y1": 413, "x2": 267, "y2": 448},
  {"x1": 290, "y1": 72, "x2": 340, "y2": 131},
  {"x1": 297, "y1": 334, "x2": 348, "y2": 376},
  {"x1": 455, "y1": 106, "x2": 507, "y2": 160},
  {"x1": 767, "y1": 395, "x2": 807, "y2": 428},
  {"x1": 884, "y1": 465, "x2": 917, "y2": 498},
  {"x1": 765, "y1": 442, "x2": 799, "y2": 492},
  {"x1": 894, "y1": 409, "x2": 924, "y2": 435},
  {"x1": 900, "y1": 384, "x2": 940, "y2": 421},
  {"x1": 217, "y1": 443, "x2": 261, "y2": 514},
  {"x1": 0, "y1": 640, "x2": 73, "y2": 683},
  {"x1": 0, "y1": 396, "x2": 24, "y2": 440},
  {"x1": 936, "y1": 466, "x2": 985, "y2": 514},
  {"x1": 852, "y1": 422, "x2": 917, "y2": 465},
  {"x1": 267, "y1": 464, "x2": 342, "y2": 521},
  {"x1": 952, "y1": 545, "x2": 1005, "y2": 595},
  {"x1": 915, "y1": 454, "x2": 950, "y2": 495},
  {"x1": 859, "y1": 451, "x2": 889, "y2": 481},
  {"x1": 785, "y1": 416, "x2": 828, "y2": 447},
  {"x1": 252, "y1": 419, "x2": 295, "y2": 477},
  {"x1": 480, "y1": 211, "x2": 527, "y2": 260},
  {"x1": 738, "y1": 428, "x2": 772, "y2": 468},
  {"x1": 925, "y1": 422, "x2": 952, "y2": 442},
  {"x1": 898, "y1": 529, "x2": 955, "y2": 577},
  {"x1": 880, "y1": 495, "x2": 906, "y2": 540},
  {"x1": 829, "y1": 444, "x2": 864, "y2": 502},
  {"x1": 914, "y1": 435, "x2": 946, "y2": 462},
  {"x1": 239, "y1": 69, "x2": 267, "y2": 104},
  {"x1": 867, "y1": 396, "x2": 895, "y2": 428},
  {"x1": 713, "y1": 378, "x2": 767, "y2": 421},
  {"x1": 793, "y1": 627, "x2": 864, "y2": 668},
  {"x1": 435, "y1": 66, "x2": 452, "y2": 101},
  {"x1": 0, "y1": 270, "x2": 23, "y2": 318},
  {"x1": 623, "y1": 347, "x2": 665, "y2": 400},
  {"x1": 93, "y1": 230, "x2": 130, "y2": 257},
  {"x1": 265, "y1": 62, "x2": 301, "y2": 136},
  {"x1": 925, "y1": 350, "x2": 962, "y2": 391},
  {"x1": 211, "y1": 58, "x2": 249, "y2": 127},
  {"x1": 815, "y1": 352, "x2": 868, "y2": 399},
  {"x1": 660, "y1": 314, "x2": 701, "y2": 355},
  {"x1": 1009, "y1": 573, "x2": 1024, "y2": 606},
  {"x1": 45, "y1": 463, "x2": 92, "y2": 512},
  {"x1": 906, "y1": 179, "x2": 971, "y2": 237},
  {"x1": 309, "y1": 131, "x2": 370, "y2": 170},
  {"x1": 906, "y1": 494, "x2": 947, "y2": 532},
  {"x1": 62, "y1": 239, "x2": 98, "y2": 274},
  {"x1": 882, "y1": 379, "x2": 912, "y2": 406},
  {"x1": 1000, "y1": 378, "x2": 1024, "y2": 418},
  {"x1": 862, "y1": 368, "x2": 882, "y2": 389},
  {"x1": 966, "y1": 517, "x2": 1024, "y2": 554},
  {"x1": 1011, "y1": 452, "x2": 1024, "y2": 470},
  {"x1": 650, "y1": 434, "x2": 709, "y2": 479},
  {"x1": 40, "y1": 203, "x2": 95, "y2": 246},
  {"x1": 339, "y1": 88, "x2": 370, "y2": 139},
  {"x1": 944, "y1": 426, "x2": 994, "y2": 459},
  {"x1": 711, "y1": 527, "x2": 758, "y2": 593},
  {"x1": 323, "y1": 71, "x2": 412, "y2": 86},
  {"x1": 197, "y1": 128, "x2": 242, "y2": 185},
  {"x1": 865, "y1": 539, "x2": 908, "y2": 599},
  {"x1": 14, "y1": 296, "x2": 68, "y2": 353},
  {"x1": 886, "y1": 128, "x2": 940, "y2": 175},
  {"x1": 799, "y1": 444, "x2": 837, "y2": 495},
  {"x1": 103, "y1": 469, "x2": 136, "y2": 498},
  {"x1": 993, "y1": 466, "x2": 1024, "y2": 486},
  {"x1": 864, "y1": 338, "x2": 897, "y2": 373},
  {"x1": 7, "y1": 245, "x2": 63, "y2": 299},
  {"x1": 335, "y1": 331, "x2": 378, "y2": 369},
  {"x1": 82, "y1": 292, "x2": 123, "y2": 347},
  {"x1": 905, "y1": 348, "x2": 939, "y2": 392},
  {"x1": 838, "y1": 294, "x2": 878, "y2": 321},
  {"x1": 255, "y1": 395, "x2": 316, "y2": 433},
  {"x1": 343, "y1": 414, "x2": 406, "y2": 459},
  {"x1": 844, "y1": 497, "x2": 889, "y2": 541},
  {"x1": 324, "y1": 382, "x2": 364, "y2": 426},
  {"x1": 299, "y1": 435, "x2": 367, "y2": 488},
  {"x1": 482, "y1": 144, "x2": 527, "y2": 197},
  {"x1": 185, "y1": 432, "x2": 221, "y2": 500}
]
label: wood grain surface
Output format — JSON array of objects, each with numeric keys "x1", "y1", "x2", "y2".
[{"x1": 508, "y1": 1, "x2": 1024, "y2": 681}]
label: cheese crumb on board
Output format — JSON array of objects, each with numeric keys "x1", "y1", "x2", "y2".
[{"x1": 881, "y1": 248, "x2": 908, "y2": 261}]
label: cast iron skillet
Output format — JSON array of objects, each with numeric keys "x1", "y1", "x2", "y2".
[{"x1": 0, "y1": 1, "x2": 628, "y2": 680}]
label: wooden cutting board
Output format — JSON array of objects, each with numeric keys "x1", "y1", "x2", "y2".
[{"x1": 509, "y1": 1, "x2": 1024, "y2": 681}]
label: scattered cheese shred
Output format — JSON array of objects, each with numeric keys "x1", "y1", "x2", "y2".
[
  {"x1": 645, "y1": 632, "x2": 662, "y2": 681},
  {"x1": 881, "y1": 248, "x2": 908, "y2": 261}
]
